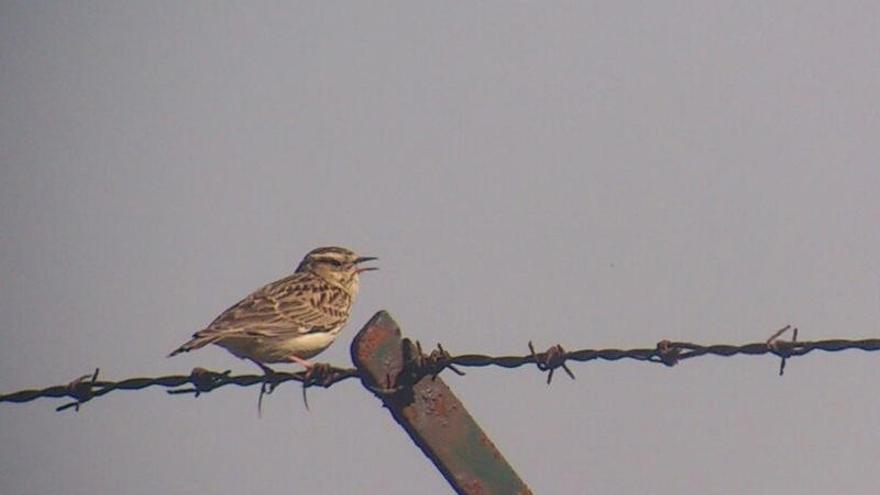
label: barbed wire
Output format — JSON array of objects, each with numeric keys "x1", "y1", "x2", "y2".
[{"x1": 2, "y1": 326, "x2": 878, "y2": 412}]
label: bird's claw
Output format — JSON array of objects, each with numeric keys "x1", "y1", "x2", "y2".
[
  {"x1": 251, "y1": 361, "x2": 282, "y2": 416},
  {"x1": 303, "y1": 362, "x2": 334, "y2": 386},
  {"x1": 299, "y1": 361, "x2": 334, "y2": 411}
]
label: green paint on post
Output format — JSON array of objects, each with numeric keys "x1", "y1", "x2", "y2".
[{"x1": 351, "y1": 311, "x2": 533, "y2": 495}]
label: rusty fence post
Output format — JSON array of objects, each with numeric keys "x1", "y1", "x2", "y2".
[{"x1": 351, "y1": 310, "x2": 533, "y2": 495}]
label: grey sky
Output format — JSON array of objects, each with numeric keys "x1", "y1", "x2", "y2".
[{"x1": 2, "y1": 2, "x2": 879, "y2": 494}]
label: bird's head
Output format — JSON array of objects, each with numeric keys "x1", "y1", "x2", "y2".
[{"x1": 296, "y1": 246, "x2": 377, "y2": 294}]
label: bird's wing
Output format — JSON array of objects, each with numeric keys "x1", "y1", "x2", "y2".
[{"x1": 204, "y1": 274, "x2": 345, "y2": 337}]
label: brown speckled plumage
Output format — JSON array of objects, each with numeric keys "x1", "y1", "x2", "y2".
[{"x1": 169, "y1": 246, "x2": 376, "y2": 365}]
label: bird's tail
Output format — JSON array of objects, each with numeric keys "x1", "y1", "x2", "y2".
[{"x1": 168, "y1": 329, "x2": 224, "y2": 358}]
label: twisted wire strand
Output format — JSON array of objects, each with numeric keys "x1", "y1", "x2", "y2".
[
  {"x1": 447, "y1": 338, "x2": 880, "y2": 367},
  {"x1": 2, "y1": 332, "x2": 878, "y2": 411}
]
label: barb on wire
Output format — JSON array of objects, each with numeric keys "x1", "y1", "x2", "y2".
[
  {"x1": 528, "y1": 342, "x2": 576, "y2": 384},
  {"x1": 166, "y1": 367, "x2": 233, "y2": 397},
  {"x1": 57, "y1": 368, "x2": 101, "y2": 412},
  {"x1": 2, "y1": 326, "x2": 879, "y2": 412},
  {"x1": 654, "y1": 340, "x2": 682, "y2": 367},
  {"x1": 403, "y1": 339, "x2": 465, "y2": 379}
]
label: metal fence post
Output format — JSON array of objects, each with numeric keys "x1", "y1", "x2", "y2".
[{"x1": 351, "y1": 310, "x2": 533, "y2": 495}]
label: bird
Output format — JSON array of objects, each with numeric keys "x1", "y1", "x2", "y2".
[{"x1": 169, "y1": 246, "x2": 377, "y2": 375}]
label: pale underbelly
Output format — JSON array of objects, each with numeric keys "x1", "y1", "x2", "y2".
[{"x1": 215, "y1": 330, "x2": 342, "y2": 363}]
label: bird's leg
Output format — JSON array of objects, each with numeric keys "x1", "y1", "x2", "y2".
[
  {"x1": 286, "y1": 355, "x2": 332, "y2": 384},
  {"x1": 247, "y1": 358, "x2": 283, "y2": 417},
  {"x1": 248, "y1": 358, "x2": 280, "y2": 389},
  {"x1": 286, "y1": 354, "x2": 315, "y2": 369},
  {"x1": 247, "y1": 358, "x2": 277, "y2": 388},
  {"x1": 251, "y1": 359, "x2": 275, "y2": 375},
  {"x1": 286, "y1": 355, "x2": 333, "y2": 411}
]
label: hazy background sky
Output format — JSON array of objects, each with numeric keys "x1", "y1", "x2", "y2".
[{"x1": 2, "y1": 2, "x2": 879, "y2": 494}]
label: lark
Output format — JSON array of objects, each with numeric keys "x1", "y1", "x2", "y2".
[{"x1": 169, "y1": 246, "x2": 377, "y2": 374}]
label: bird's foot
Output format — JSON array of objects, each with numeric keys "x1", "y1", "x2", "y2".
[
  {"x1": 293, "y1": 359, "x2": 334, "y2": 411},
  {"x1": 248, "y1": 360, "x2": 282, "y2": 416},
  {"x1": 251, "y1": 360, "x2": 283, "y2": 394},
  {"x1": 303, "y1": 362, "x2": 334, "y2": 386}
]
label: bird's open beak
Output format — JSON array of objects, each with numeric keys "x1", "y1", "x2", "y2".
[{"x1": 355, "y1": 256, "x2": 378, "y2": 273}]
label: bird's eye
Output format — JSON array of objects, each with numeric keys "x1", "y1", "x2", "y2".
[{"x1": 326, "y1": 259, "x2": 343, "y2": 266}]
